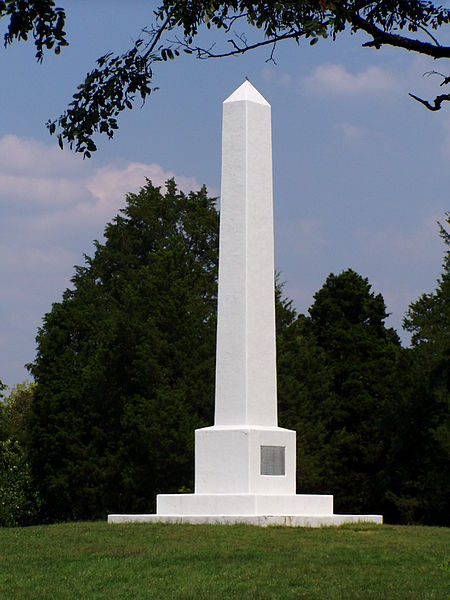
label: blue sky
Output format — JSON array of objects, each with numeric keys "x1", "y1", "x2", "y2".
[{"x1": 1, "y1": 1, "x2": 449, "y2": 387}]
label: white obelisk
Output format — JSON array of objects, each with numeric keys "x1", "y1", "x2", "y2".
[
  {"x1": 214, "y1": 80, "x2": 277, "y2": 428},
  {"x1": 192, "y1": 81, "x2": 297, "y2": 500},
  {"x1": 108, "y1": 81, "x2": 382, "y2": 526}
]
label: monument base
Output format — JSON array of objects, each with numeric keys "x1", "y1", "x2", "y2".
[
  {"x1": 108, "y1": 514, "x2": 382, "y2": 527},
  {"x1": 108, "y1": 493, "x2": 382, "y2": 527}
]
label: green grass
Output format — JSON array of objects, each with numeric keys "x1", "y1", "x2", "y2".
[{"x1": 0, "y1": 522, "x2": 448, "y2": 599}]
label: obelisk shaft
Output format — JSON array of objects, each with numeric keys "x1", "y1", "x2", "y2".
[{"x1": 214, "y1": 81, "x2": 277, "y2": 427}]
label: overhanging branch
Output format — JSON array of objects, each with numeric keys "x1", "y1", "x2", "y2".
[
  {"x1": 351, "y1": 13, "x2": 450, "y2": 58},
  {"x1": 409, "y1": 92, "x2": 450, "y2": 111},
  {"x1": 174, "y1": 31, "x2": 302, "y2": 59}
]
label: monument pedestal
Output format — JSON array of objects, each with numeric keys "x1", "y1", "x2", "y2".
[
  {"x1": 108, "y1": 425, "x2": 382, "y2": 526},
  {"x1": 109, "y1": 490, "x2": 382, "y2": 526},
  {"x1": 195, "y1": 426, "x2": 296, "y2": 495},
  {"x1": 156, "y1": 492, "x2": 333, "y2": 516}
]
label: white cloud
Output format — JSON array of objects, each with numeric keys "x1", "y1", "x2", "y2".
[
  {"x1": 350, "y1": 216, "x2": 445, "y2": 331},
  {"x1": 86, "y1": 162, "x2": 201, "y2": 220},
  {"x1": 0, "y1": 244, "x2": 76, "y2": 271},
  {"x1": 0, "y1": 135, "x2": 202, "y2": 236},
  {"x1": 261, "y1": 67, "x2": 292, "y2": 88},
  {"x1": 334, "y1": 122, "x2": 364, "y2": 144},
  {"x1": 0, "y1": 172, "x2": 86, "y2": 205},
  {"x1": 0, "y1": 134, "x2": 84, "y2": 177},
  {"x1": 275, "y1": 217, "x2": 325, "y2": 256},
  {"x1": 442, "y1": 117, "x2": 450, "y2": 160},
  {"x1": 303, "y1": 64, "x2": 398, "y2": 95},
  {"x1": 0, "y1": 245, "x2": 76, "y2": 303},
  {"x1": 356, "y1": 216, "x2": 442, "y2": 263},
  {"x1": 0, "y1": 134, "x2": 204, "y2": 386}
]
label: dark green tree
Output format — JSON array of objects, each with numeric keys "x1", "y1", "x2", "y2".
[
  {"x1": 28, "y1": 179, "x2": 219, "y2": 521},
  {"x1": 299, "y1": 269, "x2": 404, "y2": 516},
  {"x1": 21, "y1": 177, "x2": 449, "y2": 524},
  {"x1": 0, "y1": 382, "x2": 40, "y2": 526},
  {"x1": 395, "y1": 213, "x2": 450, "y2": 525},
  {"x1": 276, "y1": 287, "x2": 334, "y2": 495},
  {"x1": 25, "y1": 179, "x2": 301, "y2": 523},
  {"x1": 0, "y1": 438, "x2": 39, "y2": 527},
  {"x1": 0, "y1": 378, "x2": 6, "y2": 438},
  {"x1": 277, "y1": 243, "x2": 449, "y2": 525},
  {"x1": 404, "y1": 214, "x2": 450, "y2": 360},
  {"x1": 1, "y1": 2, "x2": 449, "y2": 156}
]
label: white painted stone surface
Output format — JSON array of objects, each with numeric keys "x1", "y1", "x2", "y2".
[
  {"x1": 107, "y1": 80, "x2": 383, "y2": 527},
  {"x1": 156, "y1": 494, "x2": 333, "y2": 516},
  {"x1": 191, "y1": 81, "x2": 297, "y2": 501},
  {"x1": 108, "y1": 514, "x2": 383, "y2": 527},
  {"x1": 215, "y1": 80, "x2": 277, "y2": 427},
  {"x1": 194, "y1": 426, "x2": 296, "y2": 494}
]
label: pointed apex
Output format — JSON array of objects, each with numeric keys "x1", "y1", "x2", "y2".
[{"x1": 224, "y1": 80, "x2": 270, "y2": 106}]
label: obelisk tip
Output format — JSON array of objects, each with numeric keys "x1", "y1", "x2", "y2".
[{"x1": 223, "y1": 79, "x2": 270, "y2": 106}]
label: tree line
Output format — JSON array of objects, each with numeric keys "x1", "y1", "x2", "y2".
[{"x1": 0, "y1": 180, "x2": 448, "y2": 526}]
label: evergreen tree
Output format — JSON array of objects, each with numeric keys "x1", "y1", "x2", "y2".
[
  {"x1": 28, "y1": 180, "x2": 219, "y2": 521},
  {"x1": 27, "y1": 181, "x2": 447, "y2": 524},
  {"x1": 404, "y1": 214, "x2": 450, "y2": 365},
  {"x1": 298, "y1": 270, "x2": 403, "y2": 515},
  {"x1": 398, "y1": 214, "x2": 450, "y2": 525},
  {"x1": 276, "y1": 288, "x2": 333, "y2": 495}
]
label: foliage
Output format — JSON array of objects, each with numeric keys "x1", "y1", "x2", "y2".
[
  {"x1": 2, "y1": 2, "x2": 448, "y2": 156},
  {"x1": 280, "y1": 264, "x2": 449, "y2": 526},
  {"x1": 0, "y1": 381, "x2": 40, "y2": 526},
  {"x1": 0, "y1": 381, "x2": 35, "y2": 444},
  {"x1": 47, "y1": 40, "x2": 158, "y2": 158},
  {"x1": 10, "y1": 166, "x2": 446, "y2": 525},
  {"x1": 395, "y1": 213, "x2": 450, "y2": 525},
  {"x1": 288, "y1": 270, "x2": 405, "y2": 516},
  {"x1": 0, "y1": 0, "x2": 67, "y2": 61},
  {"x1": 0, "y1": 522, "x2": 449, "y2": 598},
  {"x1": 28, "y1": 179, "x2": 219, "y2": 521},
  {"x1": 404, "y1": 213, "x2": 450, "y2": 352},
  {"x1": 0, "y1": 438, "x2": 39, "y2": 527},
  {"x1": 276, "y1": 297, "x2": 334, "y2": 495},
  {"x1": 52, "y1": 1, "x2": 450, "y2": 156},
  {"x1": 25, "y1": 183, "x2": 449, "y2": 524}
]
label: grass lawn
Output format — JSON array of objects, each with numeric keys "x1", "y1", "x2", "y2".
[{"x1": 0, "y1": 521, "x2": 448, "y2": 598}]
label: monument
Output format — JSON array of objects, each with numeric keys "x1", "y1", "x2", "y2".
[{"x1": 108, "y1": 81, "x2": 382, "y2": 526}]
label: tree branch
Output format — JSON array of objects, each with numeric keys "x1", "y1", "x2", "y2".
[
  {"x1": 143, "y1": 9, "x2": 175, "y2": 60},
  {"x1": 351, "y1": 13, "x2": 450, "y2": 58},
  {"x1": 415, "y1": 24, "x2": 440, "y2": 47},
  {"x1": 175, "y1": 31, "x2": 301, "y2": 59},
  {"x1": 409, "y1": 92, "x2": 450, "y2": 111},
  {"x1": 423, "y1": 71, "x2": 450, "y2": 86}
]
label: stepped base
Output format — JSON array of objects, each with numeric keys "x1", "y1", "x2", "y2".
[
  {"x1": 157, "y1": 493, "x2": 333, "y2": 515},
  {"x1": 108, "y1": 493, "x2": 382, "y2": 527},
  {"x1": 108, "y1": 514, "x2": 382, "y2": 527}
]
